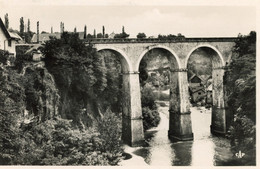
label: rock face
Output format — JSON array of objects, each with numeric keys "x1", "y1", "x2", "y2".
[
  {"x1": 144, "y1": 49, "x2": 171, "y2": 71},
  {"x1": 22, "y1": 64, "x2": 60, "y2": 122},
  {"x1": 18, "y1": 61, "x2": 101, "y2": 127}
]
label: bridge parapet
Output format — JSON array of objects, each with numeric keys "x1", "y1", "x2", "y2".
[{"x1": 84, "y1": 37, "x2": 238, "y2": 44}]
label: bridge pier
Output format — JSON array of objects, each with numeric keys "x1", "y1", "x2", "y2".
[
  {"x1": 121, "y1": 71, "x2": 144, "y2": 147},
  {"x1": 211, "y1": 67, "x2": 226, "y2": 136},
  {"x1": 168, "y1": 69, "x2": 194, "y2": 141}
]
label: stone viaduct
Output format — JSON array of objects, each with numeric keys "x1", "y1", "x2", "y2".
[{"x1": 85, "y1": 37, "x2": 237, "y2": 147}]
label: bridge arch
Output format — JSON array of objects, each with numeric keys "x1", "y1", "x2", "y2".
[
  {"x1": 96, "y1": 46, "x2": 144, "y2": 146},
  {"x1": 185, "y1": 44, "x2": 227, "y2": 136},
  {"x1": 136, "y1": 45, "x2": 181, "y2": 71},
  {"x1": 184, "y1": 44, "x2": 225, "y2": 69},
  {"x1": 136, "y1": 44, "x2": 194, "y2": 142},
  {"x1": 96, "y1": 46, "x2": 133, "y2": 72}
]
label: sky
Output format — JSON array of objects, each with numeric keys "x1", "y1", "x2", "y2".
[{"x1": 0, "y1": 0, "x2": 257, "y2": 38}]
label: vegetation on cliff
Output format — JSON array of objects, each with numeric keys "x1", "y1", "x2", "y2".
[
  {"x1": 224, "y1": 31, "x2": 256, "y2": 165},
  {"x1": 139, "y1": 50, "x2": 163, "y2": 130},
  {"x1": 42, "y1": 32, "x2": 108, "y2": 127},
  {"x1": 0, "y1": 50, "x2": 25, "y2": 164},
  {"x1": 0, "y1": 35, "x2": 123, "y2": 165}
]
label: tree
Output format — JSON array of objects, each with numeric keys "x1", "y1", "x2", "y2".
[
  {"x1": 42, "y1": 32, "x2": 107, "y2": 127},
  {"x1": 27, "y1": 19, "x2": 30, "y2": 32},
  {"x1": 93, "y1": 29, "x2": 96, "y2": 38},
  {"x1": 141, "y1": 84, "x2": 160, "y2": 130},
  {"x1": 4, "y1": 13, "x2": 9, "y2": 29},
  {"x1": 177, "y1": 33, "x2": 185, "y2": 40},
  {"x1": 113, "y1": 26, "x2": 130, "y2": 39},
  {"x1": 157, "y1": 33, "x2": 185, "y2": 40},
  {"x1": 137, "y1": 33, "x2": 146, "y2": 39},
  {"x1": 84, "y1": 25, "x2": 87, "y2": 39},
  {"x1": 0, "y1": 33, "x2": 125, "y2": 165},
  {"x1": 177, "y1": 33, "x2": 185, "y2": 37},
  {"x1": 51, "y1": 26, "x2": 53, "y2": 33},
  {"x1": 0, "y1": 50, "x2": 25, "y2": 164},
  {"x1": 226, "y1": 31, "x2": 256, "y2": 122},
  {"x1": 24, "y1": 31, "x2": 34, "y2": 43},
  {"x1": 114, "y1": 32, "x2": 129, "y2": 39},
  {"x1": 86, "y1": 33, "x2": 93, "y2": 39},
  {"x1": 60, "y1": 22, "x2": 64, "y2": 33},
  {"x1": 225, "y1": 31, "x2": 256, "y2": 165},
  {"x1": 74, "y1": 27, "x2": 77, "y2": 33},
  {"x1": 102, "y1": 26, "x2": 105, "y2": 38},
  {"x1": 122, "y1": 26, "x2": 125, "y2": 33},
  {"x1": 21, "y1": 19, "x2": 34, "y2": 43},
  {"x1": 97, "y1": 33, "x2": 103, "y2": 38},
  {"x1": 99, "y1": 50, "x2": 123, "y2": 113},
  {"x1": 139, "y1": 60, "x2": 148, "y2": 86},
  {"x1": 20, "y1": 17, "x2": 24, "y2": 34}
]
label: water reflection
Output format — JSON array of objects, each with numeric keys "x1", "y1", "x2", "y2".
[
  {"x1": 133, "y1": 105, "x2": 233, "y2": 166},
  {"x1": 135, "y1": 104, "x2": 173, "y2": 165},
  {"x1": 171, "y1": 141, "x2": 192, "y2": 165},
  {"x1": 190, "y1": 106, "x2": 215, "y2": 166},
  {"x1": 191, "y1": 140, "x2": 215, "y2": 166}
]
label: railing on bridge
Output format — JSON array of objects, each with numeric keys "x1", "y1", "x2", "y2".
[{"x1": 83, "y1": 37, "x2": 238, "y2": 44}]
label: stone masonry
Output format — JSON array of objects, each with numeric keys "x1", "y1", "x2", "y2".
[{"x1": 89, "y1": 38, "x2": 236, "y2": 146}]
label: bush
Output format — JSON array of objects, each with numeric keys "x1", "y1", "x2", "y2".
[
  {"x1": 0, "y1": 50, "x2": 9, "y2": 65},
  {"x1": 14, "y1": 115, "x2": 123, "y2": 165},
  {"x1": 141, "y1": 84, "x2": 161, "y2": 130},
  {"x1": 141, "y1": 84, "x2": 157, "y2": 110},
  {"x1": 137, "y1": 33, "x2": 146, "y2": 39},
  {"x1": 95, "y1": 109, "x2": 123, "y2": 165},
  {"x1": 142, "y1": 107, "x2": 160, "y2": 130},
  {"x1": 0, "y1": 62, "x2": 25, "y2": 165}
]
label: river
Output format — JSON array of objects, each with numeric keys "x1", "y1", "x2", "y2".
[{"x1": 120, "y1": 101, "x2": 235, "y2": 166}]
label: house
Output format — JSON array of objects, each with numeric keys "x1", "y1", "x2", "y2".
[
  {"x1": 25, "y1": 44, "x2": 44, "y2": 61},
  {"x1": 148, "y1": 36, "x2": 156, "y2": 38},
  {"x1": 31, "y1": 32, "x2": 61, "y2": 43},
  {"x1": 0, "y1": 17, "x2": 22, "y2": 56},
  {"x1": 200, "y1": 75, "x2": 211, "y2": 86},
  {"x1": 31, "y1": 31, "x2": 97, "y2": 43},
  {"x1": 189, "y1": 86, "x2": 206, "y2": 103},
  {"x1": 109, "y1": 32, "x2": 115, "y2": 39},
  {"x1": 206, "y1": 78, "x2": 212, "y2": 88},
  {"x1": 188, "y1": 74, "x2": 203, "y2": 87}
]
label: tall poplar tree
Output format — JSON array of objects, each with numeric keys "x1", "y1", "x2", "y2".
[
  {"x1": 102, "y1": 26, "x2": 105, "y2": 38},
  {"x1": 27, "y1": 19, "x2": 30, "y2": 32},
  {"x1": 4, "y1": 13, "x2": 9, "y2": 29},
  {"x1": 84, "y1": 25, "x2": 87, "y2": 39},
  {"x1": 122, "y1": 26, "x2": 125, "y2": 33},
  {"x1": 20, "y1": 17, "x2": 24, "y2": 34},
  {"x1": 94, "y1": 29, "x2": 96, "y2": 38}
]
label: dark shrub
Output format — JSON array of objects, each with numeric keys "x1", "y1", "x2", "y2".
[
  {"x1": 141, "y1": 84, "x2": 157, "y2": 110},
  {"x1": 141, "y1": 84, "x2": 161, "y2": 130},
  {"x1": 15, "y1": 115, "x2": 123, "y2": 165},
  {"x1": 142, "y1": 107, "x2": 160, "y2": 130},
  {"x1": 95, "y1": 109, "x2": 123, "y2": 165}
]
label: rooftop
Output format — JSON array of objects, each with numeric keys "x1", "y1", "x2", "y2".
[{"x1": 31, "y1": 33, "x2": 61, "y2": 43}]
